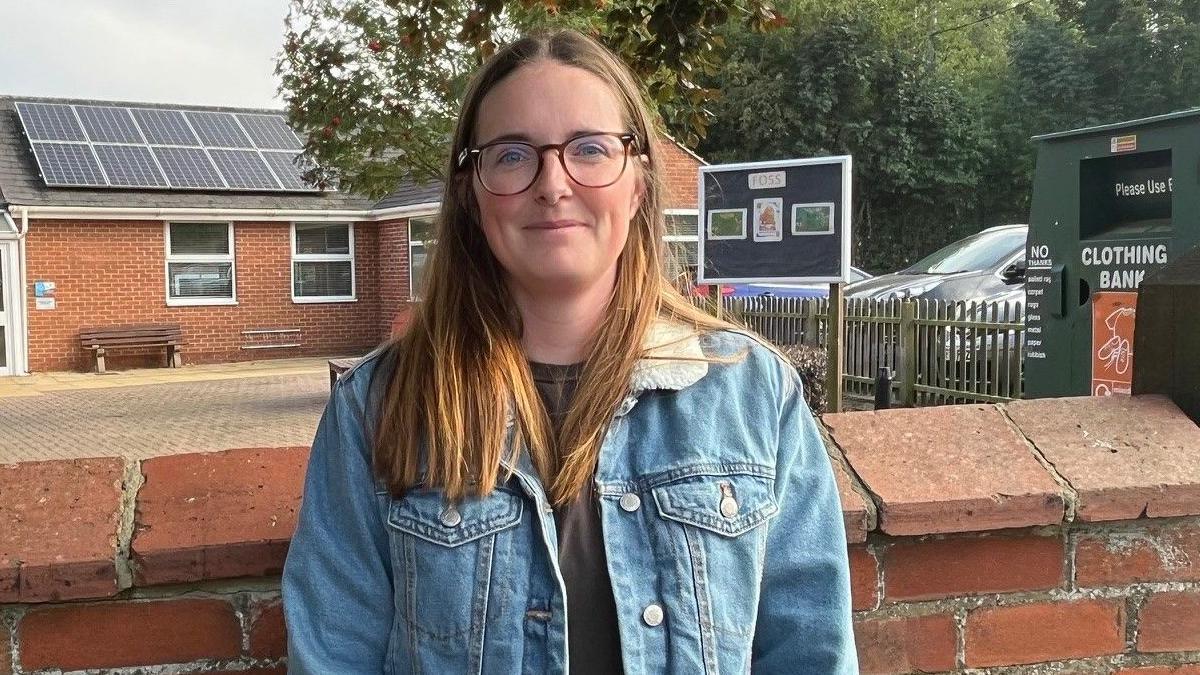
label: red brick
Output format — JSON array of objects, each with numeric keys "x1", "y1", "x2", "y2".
[
  {"x1": 18, "y1": 598, "x2": 241, "y2": 671},
  {"x1": 885, "y1": 535, "x2": 1064, "y2": 602},
  {"x1": 1076, "y1": 524, "x2": 1200, "y2": 587},
  {"x1": 1138, "y1": 592, "x2": 1200, "y2": 653},
  {"x1": 965, "y1": 599, "x2": 1125, "y2": 667},
  {"x1": 849, "y1": 545, "x2": 878, "y2": 611},
  {"x1": 249, "y1": 599, "x2": 287, "y2": 658},
  {"x1": 133, "y1": 447, "x2": 308, "y2": 585},
  {"x1": 824, "y1": 405, "x2": 1065, "y2": 536},
  {"x1": 0, "y1": 458, "x2": 124, "y2": 602},
  {"x1": 854, "y1": 614, "x2": 957, "y2": 674}
]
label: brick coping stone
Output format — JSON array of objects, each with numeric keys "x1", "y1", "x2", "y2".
[{"x1": 1, "y1": 395, "x2": 1198, "y2": 603}]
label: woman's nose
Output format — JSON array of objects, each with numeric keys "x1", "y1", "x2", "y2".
[{"x1": 532, "y1": 148, "x2": 572, "y2": 203}]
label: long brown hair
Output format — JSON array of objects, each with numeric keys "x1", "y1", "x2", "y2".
[{"x1": 374, "y1": 30, "x2": 735, "y2": 506}]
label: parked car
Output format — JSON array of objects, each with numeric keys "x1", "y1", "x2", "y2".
[
  {"x1": 691, "y1": 266, "x2": 872, "y2": 299},
  {"x1": 845, "y1": 224, "x2": 1028, "y2": 303}
]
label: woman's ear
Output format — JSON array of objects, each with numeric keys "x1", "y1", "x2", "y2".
[{"x1": 629, "y1": 154, "x2": 650, "y2": 212}]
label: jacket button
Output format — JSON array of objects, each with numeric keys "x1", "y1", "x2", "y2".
[
  {"x1": 440, "y1": 506, "x2": 462, "y2": 528},
  {"x1": 720, "y1": 496, "x2": 739, "y2": 519},
  {"x1": 642, "y1": 603, "x2": 664, "y2": 627},
  {"x1": 619, "y1": 492, "x2": 641, "y2": 512}
]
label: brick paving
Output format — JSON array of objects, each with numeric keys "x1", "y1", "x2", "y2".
[{"x1": 0, "y1": 373, "x2": 329, "y2": 463}]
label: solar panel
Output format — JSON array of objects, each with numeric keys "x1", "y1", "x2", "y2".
[
  {"x1": 76, "y1": 106, "x2": 144, "y2": 143},
  {"x1": 185, "y1": 111, "x2": 251, "y2": 148},
  {"x1": 14, "y1": 100, "x2": 324, "y2": 192},
  {"x1": 262, "y1": 151, "x2": 317, "y2": 191},
  {"x1": 31, "y1": 142, "x2": 107, "y2": 186},
  {"x1": 131, "y1": 108, "x2": 199, "y2": 146},
  {"x1": 151, "y1": 147, "x2": 226, "y2": 189},
  {"x1": 237, "y1": 114, "x2": 304, "y2": 150},
  {"x1": 94, "y1": 144, "x2": 168, "y2": 187},
  {"x1": 16, "y1": 102, "x2": 87, "y2": 141},
  {"x1": 208, "y1": 149, "x2": 281, "y2": 190}
]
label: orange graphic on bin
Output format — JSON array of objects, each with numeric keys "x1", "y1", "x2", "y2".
[{"x1": 1091, "y1": 291, "x2": 1137, "y2": 396}]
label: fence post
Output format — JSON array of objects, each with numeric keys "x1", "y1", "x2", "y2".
[
  {"x1": 898, "y1": 300, "x2": 917, "y2": 406},
  {"x1": 825, "y1": 284, "x2": 845, "y2": 413}
]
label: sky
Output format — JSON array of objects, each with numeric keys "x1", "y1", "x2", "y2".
[{"x1": 0, "y1": 0, "x2": 290, "y2": 109}]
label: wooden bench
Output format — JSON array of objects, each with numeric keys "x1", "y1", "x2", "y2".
[{"x1": 79, "y1": 324, "x2": 184, "y2": 374}]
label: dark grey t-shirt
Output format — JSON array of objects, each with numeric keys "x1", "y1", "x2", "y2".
[{"x1": 530, "y1": 361, "x2": 624, "y2": 674}]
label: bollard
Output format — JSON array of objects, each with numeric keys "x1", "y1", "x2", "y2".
[{"x1": 874, "y1": 367, "x2": 893, "y2": 410}]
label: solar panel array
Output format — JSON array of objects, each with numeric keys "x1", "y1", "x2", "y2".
[{"x1": 14, "y1": 101, "x2": 321, "y2": 192}]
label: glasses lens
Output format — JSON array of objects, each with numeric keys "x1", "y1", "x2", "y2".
[
  {"x1": 478, "y1": 142, "x2": 539, "y2": 195},
  {"x1": 563, "y1": 134, "x2": 627, "y2": 187}
]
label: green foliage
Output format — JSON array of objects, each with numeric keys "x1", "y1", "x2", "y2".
[
  {"x1": 692, "y1": 0, "x2": 1200, "y2": 273},
  {"x1": 695, "y1": 4, "x2": 993, "y2": 272},
  {"x1": 277, "y1": 0, "x2": 781, "y2": 198}
]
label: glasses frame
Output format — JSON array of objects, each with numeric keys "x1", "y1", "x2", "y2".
[{"x1": 457, "y1": 131, "x2": 640, "y2": 196}]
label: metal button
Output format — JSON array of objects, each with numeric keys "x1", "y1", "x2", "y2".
[
  {"x1": 440, "y1": 506, "x2": 462, "y2": 528},
  {"x1": 642, "y1": 603, "x2": 664, "y2": 627},
  {"x1": 720, "y1": 496, "x2": 739, "y2": 519},
  {"x1": 619, "y1": 492, "x2": 641, "y2": 512}
]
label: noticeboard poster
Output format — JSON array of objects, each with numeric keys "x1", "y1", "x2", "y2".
[{"x1": 698, "y1": 156, "x2": 852, "y2": 283}]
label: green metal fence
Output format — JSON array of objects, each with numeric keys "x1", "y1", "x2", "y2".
[{"x1": 707, "y1": 295, "x2": 1025, "y2": 408}]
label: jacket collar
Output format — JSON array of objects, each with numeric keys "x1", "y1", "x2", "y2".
[{"x1": 629, "y1": 319, "x2": 708, "y2": 392}]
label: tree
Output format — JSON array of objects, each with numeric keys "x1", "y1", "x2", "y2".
[
  {"x1": 277, "y1": 0, "x2": 782, "y2": 198},
  {"x1": 694, "y1": 3, "x2": 996, "y2": 272}
]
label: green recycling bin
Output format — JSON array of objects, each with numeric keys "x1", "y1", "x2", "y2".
[{"x1": 1024, "y1": 108, "x2": 1200, "y2": 398}]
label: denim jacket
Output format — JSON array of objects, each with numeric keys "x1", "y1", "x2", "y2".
[{"x1": 283, "y1": 323, "x2": 858, "y2": 674}]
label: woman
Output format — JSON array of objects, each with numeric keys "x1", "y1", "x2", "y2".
[{"x1": 283, "y1": 29, "x2": 857, "y2": 674}]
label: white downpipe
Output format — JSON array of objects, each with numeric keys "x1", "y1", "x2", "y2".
[{"x1": 18, "y1": 206, "x2": 29, "y2": 375}]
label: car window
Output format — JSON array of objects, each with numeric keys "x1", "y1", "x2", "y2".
[{"x1": 902, "y1": 227, "x2": 1027, "y2": 274}]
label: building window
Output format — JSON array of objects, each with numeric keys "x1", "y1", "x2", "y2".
[
  {"x1": 409, "y1": 216, "x2": 436, "y2": 299},
  {"x1": 165, "y1": 222, "x2": 235, "y2": 305},
  {"x1": 292, "y1": 223, "x2": 354, "y2": 302},
  {"x1": 663, "y1": 209, "x2": 698, "y2": 282}
]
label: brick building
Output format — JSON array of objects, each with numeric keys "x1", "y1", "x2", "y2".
[{"x1": 0, "y1": 96, "x2": 704, "y2": 374}]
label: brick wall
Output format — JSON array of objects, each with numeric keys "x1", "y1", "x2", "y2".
[
  {"x1": 24, "y1": 219, "x2": 385, "y2": 372},
  {"x1": 3, "y1": 394, "x2": 1199, "y2": 673},
  {"x1": 657, "y1": 136, "x2": 704, "y2": 210}
]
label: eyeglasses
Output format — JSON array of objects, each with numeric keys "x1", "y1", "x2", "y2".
[{"x1": 457, "y1": 131, "x2": 639, "y2": 196}]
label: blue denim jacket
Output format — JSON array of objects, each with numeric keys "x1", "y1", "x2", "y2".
[{"x1": 283, "y1": 323, "x2": 858, "y2": 674}]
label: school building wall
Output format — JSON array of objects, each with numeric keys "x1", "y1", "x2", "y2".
[
  {"x1": 23, "y1": 219, "x2": 389, "y2": 372},
  {"x1": 2, "y1": 395, "x2": 1199, "y2": 674}
]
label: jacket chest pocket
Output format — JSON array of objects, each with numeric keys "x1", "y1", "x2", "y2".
[
  {"x1": 651, "y1": 472, "x2": 778, "y2": 639},
  {"x1": 386, "y1": 487, "x2": 524, "y2": 640}
]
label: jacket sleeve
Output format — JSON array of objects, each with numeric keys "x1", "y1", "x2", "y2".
[
  {"x1": 752, "y1": 373, "x2": 858, "y2": 673},
  {"x1": 283, "y1": 376, "x2": 395, "y2": 673}
]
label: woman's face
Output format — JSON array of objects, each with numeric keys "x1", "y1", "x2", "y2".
[{"x1": 471, "y1": 60, "x2": 643, "y2": 296}]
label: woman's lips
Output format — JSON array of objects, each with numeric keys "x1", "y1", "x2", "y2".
[{"x1": 526, "y1": 219, "x2": 586, "y2": 230}]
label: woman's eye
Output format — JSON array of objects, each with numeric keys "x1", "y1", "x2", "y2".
[
  {"x1": 571, "y1": 142, "x2": 611, "y2": 158},
  {"x1": 493, "y1": 147, "x2": 532, "y2": 166}
]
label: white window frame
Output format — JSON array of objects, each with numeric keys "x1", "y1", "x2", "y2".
[
  {"x1": 164, "y1": 222, "x2": 237, "y2": 306},
  {"x1": 291, "y1": 222, "x2": 356, "y2": 303},
  {"x1": 663, "y1": 208, "x2": 699, "y2": 247},
  {"x1": 408, "y1": 214, "x2": 437, "y2": 301}
]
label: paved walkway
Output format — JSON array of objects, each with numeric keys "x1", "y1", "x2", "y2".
[{"x1": 0, "y1": 357, "x2": 343, "y2": 463}]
